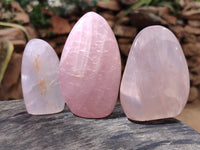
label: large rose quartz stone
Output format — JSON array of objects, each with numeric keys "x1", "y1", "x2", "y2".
[
  {"x1": 59, "y1": 12, "x2": 121, "y2": 118},
  {"x1": 21, "y1": 39, "x2": 65, "y2": 115},
  {"x1": 120, "y1": 25, "x2": 190, "y2": 121}
]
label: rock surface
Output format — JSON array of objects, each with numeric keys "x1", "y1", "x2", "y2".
[
  {"x1": 120, "y1": 25, "x2": 190, "y2": 121},
  {"x1": 59, "y1": 12, "x2": 121, "y2": 118},
  {"x1": 50, "y1": 15, "x2": 71, "y2": 34},
  {"x1": 21, "y1": 39, "x2": 65, "y2": 115},
  {"x1": 0, "y1": 52, "x2": 22, "y2": 100},
  {"x1": 1, "y1": 100, "x2": 200, "y2": 150},
  {"x1": 97, "y1": 0, "x2": 121, "y2": 11},
  {"x1": 188, "y1": 86, "x2": 199, "y2": 103},
  {"x1": 114, "y1": 25, "x2": 137, "y2": 38}
]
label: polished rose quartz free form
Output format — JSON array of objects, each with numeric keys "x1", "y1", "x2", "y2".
[
  {"x1": 59, "y1": 12, "x2": 121, "y2": 118},
  {"x1": 21, "y1": 39, "x2": 65, "y2": 115},
  {"x1": 120, "y1": 25, "x2": 190, "y2": 121}
]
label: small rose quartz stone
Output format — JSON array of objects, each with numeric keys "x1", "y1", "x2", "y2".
[
  {"x1": 120, "y1": 25, "x2": 190, "y2": 121},
  {"x1": 21, "y1": 39, "x2": 65, "y2": 115},
  {"x1": 59, "y1": 12, "x2": 121, "y2": 118}
]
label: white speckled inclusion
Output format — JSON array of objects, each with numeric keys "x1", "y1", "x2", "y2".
[{"x1": 22, "y1": 39, "x2": 65, "y2": 115}]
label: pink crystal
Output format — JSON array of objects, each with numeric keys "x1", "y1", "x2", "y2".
[
  {"x1": 59, "y1": 12, "x2": 121, "y2": 118},
  {"x1": 21, "y1": 39, "x2": 65, "y2": 115},
  {"x1": 120, "y1": 25, "x2": 190, "y2": 121}
]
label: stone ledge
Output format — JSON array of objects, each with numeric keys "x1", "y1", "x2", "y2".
[{"x1": 0, "y1": 100, "x2": 200, "y2": 150}]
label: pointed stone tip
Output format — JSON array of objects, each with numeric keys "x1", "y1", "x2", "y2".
[
  {"x1": 84, "y1": 11, "x2": 99, "y2": 17},
  {"x1": 25, "y1": 38, "x2": 56, "y2": 56},
  {"x1": 83, "y1": 11, "x2": 106, "y2": 21},
  {"x1": 145, "y1": 25, "x2": 166, "y2": 29},
  {"x1": 141, "y1": 25, "x2": 175, "y2": 37},
  {"x1": 27, "y1": 38, "x2": 48, "y2": 46}
]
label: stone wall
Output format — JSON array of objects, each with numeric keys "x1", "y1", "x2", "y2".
[{"x1": 0, "y1": 0, "x2": 199, "y2": 102}]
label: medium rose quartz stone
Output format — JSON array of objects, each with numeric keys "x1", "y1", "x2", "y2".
[
  {"x1": 21, "y1": 39, "x2": 65, "y2": 115},
  {"x1": 59, "y1": 12, "x2": 121, "y2": 118},
  {"x1": 120, "y1": 25, "x2": 190, "y2": 121}
]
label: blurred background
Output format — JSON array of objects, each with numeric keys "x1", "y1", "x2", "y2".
[{"x1": 0, "y1": 0, "x2": 200, "y2": 132}]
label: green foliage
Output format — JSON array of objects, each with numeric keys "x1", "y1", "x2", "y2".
[
  {"x1": 45, "y1": 30, "x2": 55, "y2": 37},
  {"x1": 120, "y1": 0, "x2": 180, "y2": 19},
  {"x1": 151, "y1": 0, "x2": 180, "y2": 13},
  {"x1": 14, "y1": 0, "x2": 99, "y2": 27},
  {"x1": 4, "y1": 0, "x2": 13, "y2": 5},
  {"x1": 0, "y1": 0, "x2": 14, "y2": 22},
  {"x1": 29, "y1": 4, "x2": 51, "y2": 28},
  {"x1": 50, "y1": 0, "x2": 99, "y2": 16},
  {"x1": 15, "y1": 0, "x2": 36, "y2": 9}
]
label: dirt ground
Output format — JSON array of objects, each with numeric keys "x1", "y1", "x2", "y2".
[{"x1": 176, "y1": 100, "x2": 200, "y2": 133}]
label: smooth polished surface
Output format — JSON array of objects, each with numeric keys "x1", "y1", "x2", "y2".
[
  {"x1": 59, "y1": 12, "x2": 121, "y2": 118},
  {"x1": 120, "y1": 25, "x2": 190, "y2": 121},
  {"x1": 21, "y1": 39, "x2": 65, "y2": 115}
]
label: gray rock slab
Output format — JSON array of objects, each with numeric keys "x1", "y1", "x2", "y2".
[{"x1": 0, "y1": 100, "x2": 200, "y2": 150}]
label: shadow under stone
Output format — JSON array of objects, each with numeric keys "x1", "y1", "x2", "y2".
[{"x1": 129, "y1": 118, "x2": 180, "y2": 125}]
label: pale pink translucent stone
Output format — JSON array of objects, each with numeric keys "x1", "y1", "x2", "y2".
[
  {"x1": 21, "y1": 39, "x2": 65, "y2": 115},
  {"x1": 59, "y1": 12, "x2": 121, "y2": 118},
  {"x1": 120, "y1": 25, "x2": 190, "y2": 121}
]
